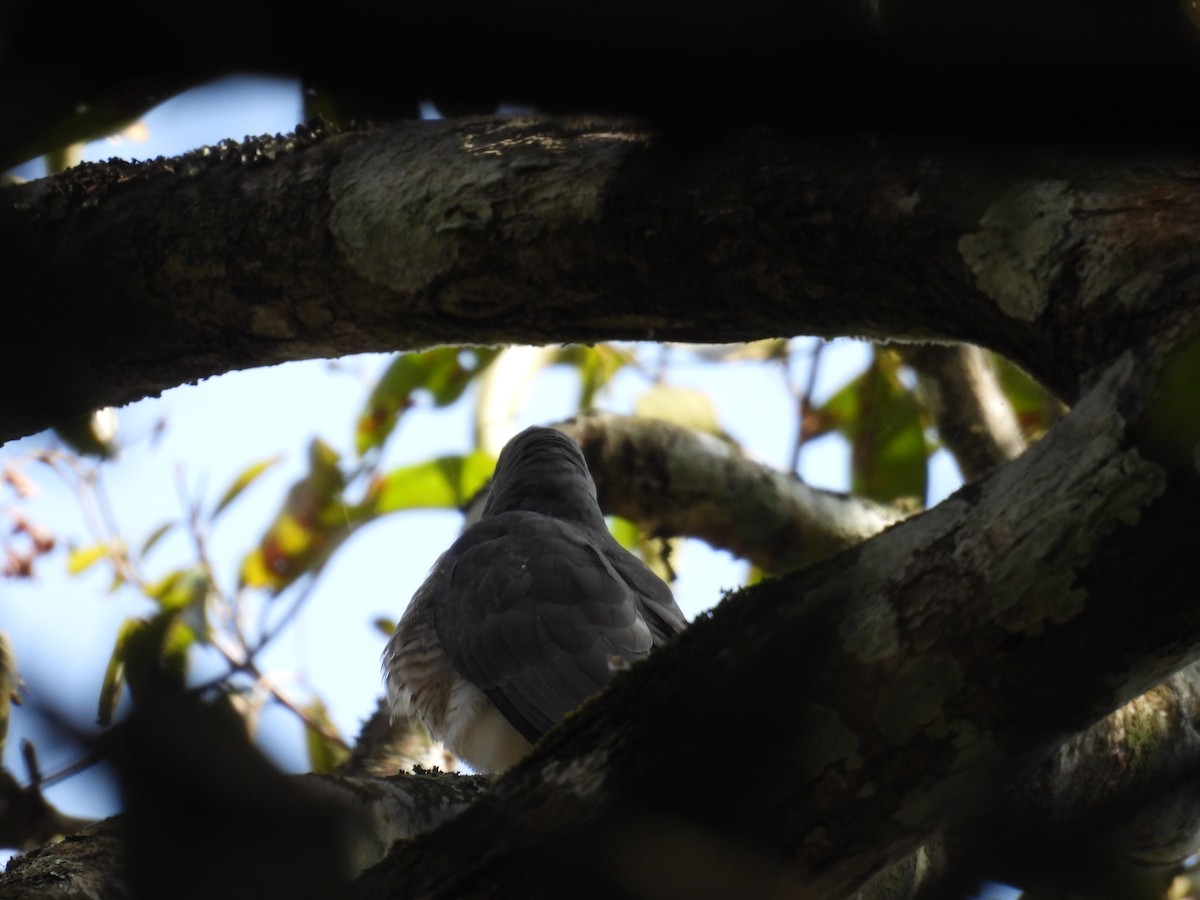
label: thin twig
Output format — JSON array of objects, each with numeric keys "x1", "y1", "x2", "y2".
[
  {"x1": 203, "y1": 619, "x2": 349, "y2": 751},
  {"x1": 789, "y1": 338, "x2": 826, "y2": 473},
  {"x1": 175, "y1": 465, "x2": 253, "y2": 652},
  {"x1": 49, "y1": 453, "x2": 143, "y2": 587},
  {"x1": 253, "y1": 670, "x2": 350, "y2": 752},
  {"x1": 251, "y1": 572, "x2": 324, "y2": 660},
  {"x1": 38, "y1": 747, "x2": 105, "y2": 789}
]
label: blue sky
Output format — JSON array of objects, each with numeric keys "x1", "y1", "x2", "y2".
[{"x1": 0, "y1": 77, "x2": 1015, "y2": 896}]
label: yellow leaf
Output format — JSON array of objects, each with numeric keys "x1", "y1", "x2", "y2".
[{"x1": 67, "y1": 543, "x2": 111, "y2": 576}]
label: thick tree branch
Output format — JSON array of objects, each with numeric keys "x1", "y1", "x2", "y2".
[
  {"x1": 10, "y1": 645, "x2": 1200, "y2": 900},
  {"x1": 3, "y1": 80, "x2": 1200, "y2": 900},
  {"x1": 563, "y1": 412, "x2": 904, "y2": 574},
  {"x1": 5, "y1": 118, "x2": 1200, "y2": 444},
  {"x1": 901, "y1": 344, "x2": 1027, "y2": 482}
]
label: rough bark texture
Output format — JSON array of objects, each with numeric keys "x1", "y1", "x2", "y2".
[
  {"x1": 9, "y1": 658, "x2": 1200, "y2": 900},
  {"x1": 6, "y1": 117, "x2": 1200, "y2": 444},
  {"x1": 569, "y1": 413, "x2": 905, "y2": 574}
]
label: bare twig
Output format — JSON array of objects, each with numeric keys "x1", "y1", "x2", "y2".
[
  {"x1": 789, "y1": 337, "x2": 826, "y2": 474},
  {"x1": 38, "y1": 747, "x2": 104, "y2": 789}
]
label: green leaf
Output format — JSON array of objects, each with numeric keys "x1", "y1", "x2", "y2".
[
  {"x1": 607, "y1": 516, "x2": 675, "y2": 581},
  {"x1": 105, "y1": 569, "x2": 127, "y2": 595},
  {"x1": 212, "y1": 456, "x2": 282, "y2": 520},
  {"x1": 356, "y1": 348, "x2": 498, "y2": 455},
  {"x1": 67, "y1": 543, "x2": 111, "y2": 576},
  {"x1": 849, "y1": 351, "x2": 929, "y2": 504},
  {"x1": 638, "y1": 535, "x2": 679, "y2": 585},
  {"x1": 634, "y1": 385, "x2": 723, "y2": 434},
  {"x1": 143, "y1": 566, "x2": 211, "y2": 613},
  {"x1": 744, "y1": 565, "x2": 768, "y2": 587},
  {"x1": 367, "y1": 451, "x2": 496, "y2": 515},
  {"x1": 240, "y1": 439, "x2": 352, "y2": 594},
  {"x1": 159, "y1": 617, "x2": 196, "y2": 684},
  {"x1": 808, "y1": 370, "x2": 863, "y2": 440},
  {"x1": 138, "y1": 521, "x2": 176, "y2": 560},
  {"x1": 1144, "y1": 326, "x2": 1200, "y2": 468},
  {"x1": 303, "y1": 698, "x2": 349, "y2": 774},
  {"x1": 373, "y1": 617, "x2": 397, "y2": 638},
  {"x1": 811, "y1": 350, "x2": 929, "y2": 503},
  {"x1": 606, "y1": 515, "x2": 641, "y2": 552}
]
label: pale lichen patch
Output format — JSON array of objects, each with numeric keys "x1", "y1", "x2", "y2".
[
  {"x1": 958, "y1": 179, "x2": 1072, "y2": 322},
  {"x1": 839, "y1": 595, "x2": 901, "y2": 661},
  {"x1": 329, "y1": 120, "x2": 635, "y2": 294},
  {"x1": 974, "y1": 354, "x2": 1166, "y2": 629},
  {"x1": 985, "y1": 445, "x2": 1164, "y2": 630},
  {"x1": 541, "y1": 747, "x2": 610, "y2": 801},
  {"x1": 858, "y1": 496, "x2": 970, "y2": 587}
]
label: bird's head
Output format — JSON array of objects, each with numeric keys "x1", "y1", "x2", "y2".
[{"x1": 481, "y1": 427, "x2": 604, "y2": 525}]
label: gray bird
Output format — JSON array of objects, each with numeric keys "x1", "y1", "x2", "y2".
[{"x1": 384, "y1": 426, "x2": 687, "y2": 773}]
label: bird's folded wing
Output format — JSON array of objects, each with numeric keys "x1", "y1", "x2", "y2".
[{"x1": 434, "y1": 512, "x2": 655, "y2": 744}]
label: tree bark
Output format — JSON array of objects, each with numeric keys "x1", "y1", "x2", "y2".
[
  {"x1": 5, "y1": 117, "x2": 1200, "y2": 444},
  {"x1": 899, "y1": 345, "x2": 1027, "y2": 482},
  {"x1": 567, "y1": 412, "x2": 906, "y2": 574}
]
